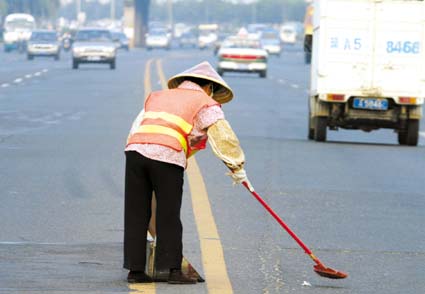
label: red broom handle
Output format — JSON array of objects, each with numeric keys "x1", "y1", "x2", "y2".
[{"x1": 242, "y1": 181, "x2": 325, "y2": 266}]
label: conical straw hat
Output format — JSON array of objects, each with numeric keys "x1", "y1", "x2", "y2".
[{"x1": 167, "y1": 61, "x2": 234, "y2": 104}]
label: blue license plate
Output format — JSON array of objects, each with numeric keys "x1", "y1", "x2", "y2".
[{"x1": 353, "y1": 98, "x2": 388, "y2": 110}]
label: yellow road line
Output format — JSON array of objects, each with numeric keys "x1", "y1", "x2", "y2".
[
  {"x1": 156, "y1": 59, "x2": 167, "y2": 89},
  {"x1": 157, "y1": 59, "x2": 233, "y2": 293},
  {"x1": 144, "y1": 58, "x2": 154, "y2": 99},
  {"x1": 129, "y1": 283, "x2": 156, "y2": 293},
  {"x1": 187, "y1": 158, "x2": 234, "y2": 294}
]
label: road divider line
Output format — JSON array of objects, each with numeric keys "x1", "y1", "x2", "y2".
[
  {"x1": 128, "y1": 283, "x2": 156, "y2": 294},
  {"x1": 186, "y1": 158, "x2": 233, "y2": 294},
  {"x1": 34, "y1": 72, "x2": 42, "y2": 77},
  {"x1": 1, "y1": 83, "x2": 10, "y2": 88},
  {"x1": 156, "y1": 59, "x2": 167, "y2": 89},
  {"x1": 157, "y1": 60, "x2": 233, "y2": 293},
  {"x1": 144, "y1": 58, "x2": 154, "y2": 99},
  {"x1": 13, "y1": 78, "x2": 23, "y2": 84},
  {"x1": 25, "y1": 74, "x2": 32, "y2": 79}
]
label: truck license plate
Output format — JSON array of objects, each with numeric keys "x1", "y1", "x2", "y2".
[{"x1": 353, "y1": 98, "x2": 388, "y2": 111}]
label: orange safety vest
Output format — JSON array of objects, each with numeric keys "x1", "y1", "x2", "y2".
[{"x1": 127, "y1": 88, "x2": 219, "y2": 158}]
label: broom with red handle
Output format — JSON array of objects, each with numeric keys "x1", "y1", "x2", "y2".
[{"x1": 241, "y1": 181, "x2": 348, "y2": 279}]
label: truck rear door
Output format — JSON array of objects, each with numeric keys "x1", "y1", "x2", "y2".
[{"x1": 372, "y1": 1, "x2": 425, "y2": 97}]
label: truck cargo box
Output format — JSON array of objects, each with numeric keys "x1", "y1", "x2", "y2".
[{"x1": 309, "y1": 0, "x2": 424, "y2": 145}]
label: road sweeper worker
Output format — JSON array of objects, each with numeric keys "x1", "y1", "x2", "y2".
[{"x1": 124, "y1": 61, "x2": 249, "y2": 284}]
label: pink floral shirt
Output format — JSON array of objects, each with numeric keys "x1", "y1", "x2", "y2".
[{"x1": 125, "y1": 81, "x2": 225, "y2": 168}]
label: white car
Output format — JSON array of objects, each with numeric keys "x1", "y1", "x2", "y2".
[
  {"x1": 146, "y1": 29, "x2": 171, "y2": 50},
  {"x1": 217, "y1": 36, "x2": 268, "y2": 78},
  {"x1": 27, "y1": 30, "x2": 61, "y2": 60},
  {"x1": 72, "y1": 28, "x2": 117, "y2": 70}
]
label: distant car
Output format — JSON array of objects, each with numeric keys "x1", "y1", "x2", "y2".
[
  {"x1": 260, "y1": 29, "x2": 282, "y2": 56},
  {"x1": 72, "y1": 28, "x2": 117, "y2": 70},
  {"x1": 146, "y1": 29, "x2": 171, "y2": 50},
  {"x1": 27, "y1": 30, "x2": 61, "y2": 60},
  {"x1": 178, "y1": 31, "x2": 197, "y2": 48},
  {"x1": 111, "y1": 31, "x2": 130, "y2": 50},
  {"x1": 217, "y1": 36, "x2": 268, "y2": 78},
  {"x1": 280, "y1": 25, "x2": 297, "y2": 45}
]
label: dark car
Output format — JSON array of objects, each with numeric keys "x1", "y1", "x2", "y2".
[
  {"x1": 112, "y1": 31, "x2": 130, "y2": 51},
  {"x1": 178, "y1": 31, "x2": 197, "y2": 48}
]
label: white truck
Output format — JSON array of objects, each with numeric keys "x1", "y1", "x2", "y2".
[
  {"x1": 3, "y1": 13, "x2": 35, "y2": 52},
  {"x1": 308, "y1": 0, "x2": 424, "y2": 146}
]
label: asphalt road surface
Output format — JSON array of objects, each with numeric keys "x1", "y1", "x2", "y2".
[{"x1": 0, "y1": 44, "x2": 424, "y2": 294}]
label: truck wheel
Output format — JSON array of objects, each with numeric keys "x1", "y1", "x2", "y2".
[
  {"x1": 398, "y1": 132, "x2": 407, "y2": 145},
  {"x1": 406, "y1": 120, "x2": 419, "y2": 146},
  {"x1": 314, "y1": 116, "x2": 327, "y2": 142},
  {"x1": 259, "y1": 71, "x2": 267, "y2": 78},
  {"x1": 308, "y1": 112, "x2": 314, "y2": 140}
]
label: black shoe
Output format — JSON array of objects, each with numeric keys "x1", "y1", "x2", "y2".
[
  {"x1": 127, "y1": 271, "x2": 153, "y2": 283},
  {"x1": 168, "y1": 269, "x2": 197, "y2": 284}
]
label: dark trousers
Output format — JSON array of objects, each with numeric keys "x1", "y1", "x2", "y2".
[{"x1": 124, "y1": 151, "x2": 184, "y2": 271}]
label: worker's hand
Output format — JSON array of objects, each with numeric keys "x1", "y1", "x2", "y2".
[{"x1": 227, "y1": 167, "x2": 249, "y2": 186}]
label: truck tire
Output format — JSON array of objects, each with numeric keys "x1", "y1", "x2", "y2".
[
  {"x1": 308, "y1": 112, "x2": 314, "y2": 140},
  {"x1": 314, "y1": 116, "x2": 327, "y2": 142},
  {"x1": 406, "y1": 119, "x2": 419, "y2": 146},
  {"x1": 398, "y1": 131, "x2": 407, "y2": 145}
]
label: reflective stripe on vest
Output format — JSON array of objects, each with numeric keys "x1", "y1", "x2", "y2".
[
  {"x1": 136, "y1": 124, "x2": 188, "y2": 154},
  {"x1": 143, "y1": 111, "x2": 193, "y2": 134}
]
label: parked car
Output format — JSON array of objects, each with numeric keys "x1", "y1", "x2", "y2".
[
  {"x1": 72, "y1": 28, "x2": 117, "y2": 70},
  {"x1": 111, "y1": 31, "x2": 130, "y2": 50},
  {"x1": 217, "y1": 36, "x2": 268, "y2": 78},
  {"x1": 146, "y1": 29, "x2": 171, "y2": 50},
  {"x1": 27, "y1": 30, "x2": 61, "y2": 60}
]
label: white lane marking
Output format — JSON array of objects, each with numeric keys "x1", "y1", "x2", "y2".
[
  {"x1": 291, "y1": 84, "x2": 300, "y2": 89},
  {"x1": 14, "y1": 78, "x2": 23, "y2": 83},
  {"x1": 25, "y1": 74, "x2": 33, "y2": 79},
  {"x1": 0, "y1": 241, "x2": 70, "y2": 245},
  {"x1": 1, "y1": 83, "x2": 10, "y2": 88},
  {"x1": 42, "y1": 69, "x2": 48, "y2": 73},
  {"x1": 34, "y1": 72, "x2": 42, "y2": 76}
]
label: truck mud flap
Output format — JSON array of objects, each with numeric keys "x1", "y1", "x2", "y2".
[{"x1": 314, "y1": 99, "x2": 330, "y2": 117}]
